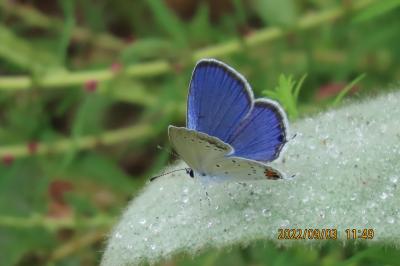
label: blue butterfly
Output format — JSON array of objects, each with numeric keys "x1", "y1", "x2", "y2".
[{"x1": 168, "y1": 59, "x2": 289, "y2": 183}]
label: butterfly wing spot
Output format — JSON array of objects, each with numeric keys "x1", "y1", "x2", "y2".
[
  {"x1": 196, "y1": 133, "x2": 230, "y2": 151},
  {"x1": 264, "y1": 169, "x2": 281, "y2": 180}
]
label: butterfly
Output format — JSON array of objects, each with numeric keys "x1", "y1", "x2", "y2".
[{"x1": 167, "y1": 59, "x2": 289, "y2": 183}]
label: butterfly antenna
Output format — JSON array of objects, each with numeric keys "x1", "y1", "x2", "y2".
[
  {"x1": 150, "y1": 168, "x2": 191, "y2": 182},
  {"x1": 284, "y1": 133, "x2": 297, "y2": 144}
]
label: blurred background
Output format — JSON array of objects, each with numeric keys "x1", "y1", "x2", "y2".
[{"x1": 1, "y1": 0, "x2": 400, "y2": 265}]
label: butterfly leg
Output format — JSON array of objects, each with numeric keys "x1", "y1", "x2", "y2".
[
  {"x1": 198, "y1": 184, "x2": 211, "y2": 207},
  {"x1": 205, "y1": 191, "x2": 211, "y2": 206}
]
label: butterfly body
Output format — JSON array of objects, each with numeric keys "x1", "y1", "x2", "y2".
[{"x1": 169, "y1": 59, "x2": 289, "y2": 183}]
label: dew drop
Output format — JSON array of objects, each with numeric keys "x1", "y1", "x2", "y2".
[
  {"x1": 182, "y1": 197, "x2": 189, "y2": 204},
  {"x1": 262, "y1": 209, "x2": 272, "y2": 217},
  {"x1": 355, "y1": 127, "x2": 363, "y2": 138},
  {"x1": 380, "y1": 192, "x2": 388, "y2": 200},
  {"x1": 350, "y1": 193, "x2": 357, "y2": 201},
  {"x1": 387, "y1": 217, "x2": 395, "y2": 224},
  {"x1": 390, "y1": 176, "x2": 398, "y2": 184},
  {"x1": 115, "y1": 232, "x2": 122, "y2": 239},
  {"x1": 150, "y1": 244, "x2": 157, "y2": 250},
  {"x1": 139, "y1": 218, "x2": 147, "y2": 225},
  {"x1": 151, "y1": 223, "x2": 161, "y2": 234},
  {"x1": 280, "y1": 219, "x2": 290, "y2": 227},
  {"x1": 380, "y1": 124, "x2": 387, "y2": 133},
  {"x1": 207, "y1": 221, "x2": 213, "y2": 228}
]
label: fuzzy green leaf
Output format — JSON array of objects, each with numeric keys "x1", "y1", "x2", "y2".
[
  {"x1": 263, "y1": 74, "x2": 306, "y2": 120},
  {"x1": 102, "y1": 91, "x2": 400, "y2": 265},
  {"x1": 332, "y1": 74, "x2": 366, "y2": 107}
]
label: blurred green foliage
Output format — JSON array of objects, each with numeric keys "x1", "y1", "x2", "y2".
[
  {"x1": 263, "y1": 73, "x2": 307, "y2": 119},
  {"x1": 0, "y1": 0, "x2": 399, "y2": 265}
]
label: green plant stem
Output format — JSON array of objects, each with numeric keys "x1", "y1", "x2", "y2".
[
  {"x1": 0, "y1": 214, "x2": 114, "y2": 230},
  {"x1": 0, "y1": 0, "x2": 376, "y2": 91},
  {"x1": 0, "y1": 123, "x2": 152, "y2": 158},
  {"x1": 0, "y1": 60, "x2": 171, "y2": 90},
  {"x1": 0, "y1": 1, "x2": 125, "y2": 50},
  {"x1": 49, "y1": 230, "x2": 107, "y2": 262},
  {"x1": 193, "y1": 0, "x2": 374, "y2": 59}
]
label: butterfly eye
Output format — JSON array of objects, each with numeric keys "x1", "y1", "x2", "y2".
[{"x1": 185, "y1": 168, "x2": 194, "y2": 178}]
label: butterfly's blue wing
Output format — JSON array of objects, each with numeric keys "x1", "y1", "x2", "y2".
[
  {"x1": 226, "y1": 99, "x2": 288, "y2": 162},
  {"x1": 187, "y1": 58, "x2": 288, "y2": 163},
  {"x1": 187, "y1": 59, "x2": 253, "y2": 143}
]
